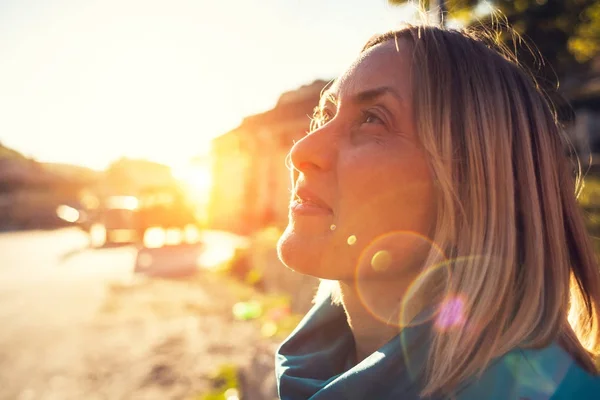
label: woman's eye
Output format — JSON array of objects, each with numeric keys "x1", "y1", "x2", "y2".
[{"x1": 362, "y1": 111, "x2": 384, "y2": 125}]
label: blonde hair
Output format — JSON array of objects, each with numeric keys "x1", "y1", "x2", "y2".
[{"x1": 360, "y1": 25, "x2": 600, "y2": 396}]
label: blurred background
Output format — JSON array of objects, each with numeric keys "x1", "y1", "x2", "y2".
[{"x1": 0, "y1": 0, "x2": 598, "y2": 399}]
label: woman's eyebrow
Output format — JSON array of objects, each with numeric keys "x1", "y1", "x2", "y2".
[
  {"x1": 353, "y1": 86, "x2": 405, "y2": 108},
  {"x1": 319, "y1": 86, "x2": 405, "y2": 109}
]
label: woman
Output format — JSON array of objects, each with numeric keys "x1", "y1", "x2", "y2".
[{"x1": 275, "y1": 24, "x2": 600, "y2": 399}]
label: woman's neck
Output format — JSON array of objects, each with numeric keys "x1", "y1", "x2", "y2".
[{"x1": 338, "y1": 279, "x2": 414, "y2": 363}]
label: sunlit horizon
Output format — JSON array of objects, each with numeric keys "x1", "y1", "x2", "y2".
[{"x1": 0, "y1": 0, "x2": 417, "y2": 171}]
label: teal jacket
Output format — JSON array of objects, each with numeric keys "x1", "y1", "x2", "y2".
[{"x1": 275, "y1": 294, "x2": 600, "y2": 399}]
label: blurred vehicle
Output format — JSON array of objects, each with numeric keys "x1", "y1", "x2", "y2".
[
  {"x1": 91, "y1": 195, "x2": 139, "y2": 247},
  {"x1": 134, "y1": 242, "x2": 205, "y2": 277},
  {"x1": 91, "y1": 186, "x2": 199, "y2": 247},
  {"x1": 134, "y1": 185, "x2": 198, "y2": 243}
]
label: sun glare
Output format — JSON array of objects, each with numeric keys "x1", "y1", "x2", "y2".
[
  {"x1": 0, "y1": 1, "x2": 420, "y2": 170},
  {"x1": 172, "y1": 164, "x2": 213, "y2": 198}
]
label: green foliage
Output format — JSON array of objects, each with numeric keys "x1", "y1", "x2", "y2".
[
  {"x1": 198, "y1": 364, "x2": 241, "y2": 400},
  {"x1": 569, "y1": 1, "x2": 600, "y2": 62},
  {"x1": 577, "y1": 176, "x2": 600, "y2": 254},
  {"x1": 576, "y1": 177, "x2": 600, "y2": 208},
  {"x1": 255, "y1": 294, "x2": 303, "y2": 339},
  {"x1": 388, "y1": 0, "x2": 600, "y2": 81},
  {"x1": 389, "y1": 0, "x2": 476, "y2": 8}
]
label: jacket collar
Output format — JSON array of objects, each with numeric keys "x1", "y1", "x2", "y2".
[{"x1": 275, "y1": 293, "x2": 433, "y2": 400}]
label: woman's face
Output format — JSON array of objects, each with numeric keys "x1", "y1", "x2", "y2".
[{"x1": 277, "y1": 39, "x2": 437, "y2": 281}]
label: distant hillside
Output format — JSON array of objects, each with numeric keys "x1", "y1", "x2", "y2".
[
  {"x1": 43, "y1": 162, "x2": 102, "y2": 184},
  {"x1": 0, "y1": 143, "x2": 44, "y2": 187},
  {"x1": 0, "y1": 142, "x2": 27, "y2": 161},
  {"x1": 0, "y1": 143, "x2": 92, "y2": 230},
  {"x1": 0, "y1": 143, "x2": 98, "y2": 189},
  {"x1": 0, "y1": 144, "x2": 175, "y2": 193}
]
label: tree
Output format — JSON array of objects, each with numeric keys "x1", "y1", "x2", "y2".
[
  {"x1": 389, "y1": 0, "x2": 600, "y2": 118},
  {"x1": 390, "y1": 1, "x2": 599, "y2": 76}
]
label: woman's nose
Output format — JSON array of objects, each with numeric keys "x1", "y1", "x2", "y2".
[{"x1": 289, "y1": 127, "x2": 335, "y2": 174}]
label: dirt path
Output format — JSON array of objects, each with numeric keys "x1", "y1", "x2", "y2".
[{"x1": 1, "y1": 272, "x2": 280, "y2": 400}]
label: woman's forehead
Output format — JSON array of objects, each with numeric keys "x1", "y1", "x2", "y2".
[{"x1": 328, "y1": 39, "x2": 412, "y2": 102}]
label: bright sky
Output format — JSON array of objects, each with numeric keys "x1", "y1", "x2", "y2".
[{"x1": 0, "y1": 0, "x2": 417, "y2": 170}]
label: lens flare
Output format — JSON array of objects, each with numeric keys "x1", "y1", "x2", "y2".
[
  {"x1": 434, "y1": 295, "x2": 466, "y2": 330},
  {"x1": 347, "y1": 235, "x2": 357, "y2": 246},
  {"x1": 400, "y1": 255, "x2": 504, "y2": 332},
  {"x1": 397, "y1": 257, "x2": 452, "y2": 329},
  {"x1": 502, "y1": 352, "x2": 564, "y2": 396},
  {"x1": 354, "y1": 231, "x2": 447, "y2": 327},
  {"x1": 371, "y1": 250, "x2": 392, "y2": 272},
  {"x1": 394, "y1": 255, "x2": 506, "y2": 382}
]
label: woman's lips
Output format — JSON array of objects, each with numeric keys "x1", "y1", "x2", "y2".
[
  {"x1": 290, "y1": 187, "x2": 333, "y2": 216},
  {"x1": 290, "y1": 199, "x2": 333, "y2": 216}
]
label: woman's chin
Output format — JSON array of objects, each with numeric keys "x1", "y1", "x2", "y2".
[{"x1": 277, "y1": 227, "x2": 343, "y2": 279}]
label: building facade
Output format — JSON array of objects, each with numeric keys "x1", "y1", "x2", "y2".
[{"x1": 208, "y1": 80, "x2": 328, "y2": 234}]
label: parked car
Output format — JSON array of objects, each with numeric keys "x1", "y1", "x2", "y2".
[{"x1": 87, "y1": 195, "x2": 139, "y2": 247}]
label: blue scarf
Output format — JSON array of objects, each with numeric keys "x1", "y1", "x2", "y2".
[
  {"x1": 275, "y1": 293, "x2": 600, "y2": 399},
  {"x1": 275, "y1": 293, "x2": 435, "y2": 399}
]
